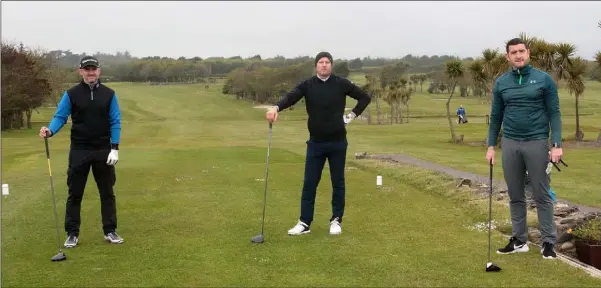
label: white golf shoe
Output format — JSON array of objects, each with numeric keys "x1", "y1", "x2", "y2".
[
  {"x1": 287, "y1": 221, "x2": 310, "y2": 236},
  {"x1": 329, "y1": 218, "x2": 342, "y2": 235}
]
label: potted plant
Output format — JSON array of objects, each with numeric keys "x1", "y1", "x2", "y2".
[{"x1": 572, "y1": 218, "x2": 601, "y2": 269}]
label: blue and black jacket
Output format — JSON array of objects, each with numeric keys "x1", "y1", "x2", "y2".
[{"x1": 48, "y1": 80, "x2": 121, "y2": 150}]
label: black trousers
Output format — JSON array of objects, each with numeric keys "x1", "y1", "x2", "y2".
[
  {"x1": 299, "y1": 138, "x2": 348, "y2": 226},
  {"x1": 65, "y1": 148, "x2": 117, "y2": 236}
]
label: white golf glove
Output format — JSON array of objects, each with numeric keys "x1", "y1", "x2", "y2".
[
  {"x1": 107, "y1": 149, "x2": 119, "y2": 165},
  {"x1": 545, "y1": 162, "x2": 553, "y2": 175},
  {"x1": 343, "y1": 112, "x2": 356, "y2": 124}
]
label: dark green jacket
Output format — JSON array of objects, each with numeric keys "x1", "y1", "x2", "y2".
[{"x1": 487, "y1": 64, "x2": 562, "y2": 147}]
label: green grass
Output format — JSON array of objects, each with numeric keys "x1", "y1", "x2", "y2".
[{"x1": 2, "y1": 79, "x2": 600, "y2": 287}]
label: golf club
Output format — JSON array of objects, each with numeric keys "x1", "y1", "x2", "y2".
[
  {"x1": 552, "y1": 159, "x2": 568, "y2": 172},
  {"x1": 486, "y1": 160, "x2": 501, "y2": 272},
  {"x1": 251, "y1": 122, "x2": 272, "y2": 244},
  {"x1": 45, "y1": 137, "x2": 67, "y2": 262}
]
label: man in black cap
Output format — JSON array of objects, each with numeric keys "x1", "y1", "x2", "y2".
[
  {"x1": 39, "y1": 55, "x2": 124, "y2": 248},
  {"x1": 265, "y1": 51, "x2": 371, "y2": 236}
]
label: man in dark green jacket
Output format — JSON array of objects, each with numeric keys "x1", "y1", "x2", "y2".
[{"x1": 486, "y1": 38, "x2": 563, "y2": 260}]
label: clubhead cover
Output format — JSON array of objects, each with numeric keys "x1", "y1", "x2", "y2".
[{"x1": 486, "y1": 262, "x2": 501, "y2": 272}]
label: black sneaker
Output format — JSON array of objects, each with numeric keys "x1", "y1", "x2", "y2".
[
  {"x1": 497, "y1": 236, "x2": 529, "y2": 254},
  {"x1": 541, "y1": 242, "x2": 557, "y2": 259},
  {"x1": 64, "y1": 234, "x2": 78, "y2": 248},
  {"x1": 104, "y1": 232, "x2": 124, "y2": 244}
]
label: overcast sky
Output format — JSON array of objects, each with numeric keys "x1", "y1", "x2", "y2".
[{"x1": 2, "y1": 1, "x2": 600, "y2": 60}]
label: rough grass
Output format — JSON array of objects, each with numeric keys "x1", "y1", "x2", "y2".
[{"x1": 1, "y1": 79, "x2": 600, "y2": 287}]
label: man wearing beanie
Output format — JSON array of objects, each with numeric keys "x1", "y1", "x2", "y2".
[{"x1": 265, "y1": 51, "x2": 371, "y2": 236}]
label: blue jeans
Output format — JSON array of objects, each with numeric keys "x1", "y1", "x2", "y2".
[{"x1": 299, "y1": 138, "x2": 348, "y2": 226}]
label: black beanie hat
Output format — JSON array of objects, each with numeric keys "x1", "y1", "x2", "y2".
[{"x1": 315, "y1": 51, "x2": 333, "y2": 66}]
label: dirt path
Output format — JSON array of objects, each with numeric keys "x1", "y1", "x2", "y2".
[{"x1": 369, "y1": 154, "x2": 601, "y2": 214}]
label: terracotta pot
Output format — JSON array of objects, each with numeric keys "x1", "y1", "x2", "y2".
[{"x1": 575, "y1": 239, "x2": 601, "y2": 270}]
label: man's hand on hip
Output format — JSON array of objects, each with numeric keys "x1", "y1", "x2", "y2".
[
  {"x1": 107, "y1": 149, "x2": 119, "y2": 165},
  {"x1": 550, "y1": 147, "x2": 563, "y2": 163},
  {"x1": 343, "y1": 112, "x2": 356, "y2": 124}
]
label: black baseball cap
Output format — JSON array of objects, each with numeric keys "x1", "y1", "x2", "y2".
[{"x1": 79, "y1": 56, "x2": 100, "y2": 68}]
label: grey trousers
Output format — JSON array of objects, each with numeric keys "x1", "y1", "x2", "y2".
[{"x1": 502, "y1": 137, "x2": 556, "y2": 244}]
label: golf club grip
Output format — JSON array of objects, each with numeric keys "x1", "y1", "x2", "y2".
[
  {"x1": 44, "y1": 137, "x2": 50, "y2": 159},
  {"x1": 488, "y1": 161, "x2": 493, "y2": 262},
  {"x1": 269, "y1": 122, "x2": 272, "y2": 129}
]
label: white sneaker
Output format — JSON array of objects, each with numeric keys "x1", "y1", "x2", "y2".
[
  {"x1": 287, "y1": 221, "x2": 310, "y2": 236},
  {"x1": 330, "y1": 218, "x2": 342, "y2": 235}
]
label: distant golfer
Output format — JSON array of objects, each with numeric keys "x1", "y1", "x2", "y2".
[
  {"x1": 456, "y1": 105, "x2": 467, "y2": 124},
  {"x1": 265, "y1": 51, "x2": 371, "y2": 236},
  {"x1": 39, "y1": 56, "x2": 124, "y2": 248},
  {"x1": 486, "y1": 38, "x2": 563, "y2": 259}
]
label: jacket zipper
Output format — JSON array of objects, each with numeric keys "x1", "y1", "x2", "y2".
[{"x1": 518, "y1": 69, "x2": 522, "y2": 84}]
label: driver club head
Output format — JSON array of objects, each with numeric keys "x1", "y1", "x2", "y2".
[
  {"x1": 51, "y1": 252, "x2": 67, "y2": 262},
  {"x1": 251, "y1": 234, "x2": 264, "y2": 244},
  {"x1": 486, "y1": 262, "x2": 501, "y2": 272}
]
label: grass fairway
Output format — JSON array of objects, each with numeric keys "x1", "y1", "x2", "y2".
[{"x1": 2, "y1": 81, "x2": 600, "y2": 287}]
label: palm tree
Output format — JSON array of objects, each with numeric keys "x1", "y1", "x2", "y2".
[
  {"x1": 418, "y1": 74, "x2": 428, "y2": 92},
  {"x1": 444, "y1": 59, "x2": 464, "y2": 143},
  {"x1": 480, "y1": 49, "x2": 509, "y2": 102},
  {"x1": 565, "y1": 57, "x2": 587, "y2": 141},
  {"x1": 401, "y1": 86, "x2": 413, "y2": 123},
  {"x1": 468, "y1": 60, "x2": 486, "y2": 99},
  {"x1": 554, "y1": 43, "x2": 577, "y2": 87},
  {"x1": 398, "y1": 78, "x2": 412, "y2": 123},
  {"x1": 528, "y1": 38, "x2": 555, "y2": 72},
  {"x1": 362, "y1": 74, "x2": 383, "y2": 124},
  {"x1": 362, "y1": 73, "x2": 382, "y2": 124},
  {"x1": 481, "y1": 49, "x2": 498, "y2": 100},
  {"x1": 385, "y1": 81, "x2": 401, "y2": 124}
]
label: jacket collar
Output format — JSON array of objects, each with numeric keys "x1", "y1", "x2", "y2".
[
  {"x1": 80, "y1": 79, "x2": 101, "y2": 90},
  {"x1": 511, "y1": 63, "x2": 532, "y2": 75},
  {"x1": 315, "y1": 74, "x2": 334, "y2": 83}
]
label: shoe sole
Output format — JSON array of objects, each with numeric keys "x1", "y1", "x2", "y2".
[
  {"x1": 496, "y1": 246, "x2": 529, "y2": 254},
  {"x1": 104, "y1": 237, "x2": 124, "y2": 244},
  {"x1": 64, "y1": 239, "x2": 78, "y2": 248},
  {"x1": 329, "y1": 228, "x2": 342, "y2": 235},
  {"x1": 541, "y1": 248, "x2": 556, "y2": 259},
  {"x1": 288, "y1": 230, "x2": 311, "y2": 236}
]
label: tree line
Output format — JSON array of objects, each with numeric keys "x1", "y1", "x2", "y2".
[{"x1": 40, "y1": 48, "x2": 470, "y2": 83}]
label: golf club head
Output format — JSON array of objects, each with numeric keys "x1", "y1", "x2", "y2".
[
  {"x1": 251, "y1": 234, "x2": 264, "y2": 244},
  {"x1": 51, "y1": 252, "x2": 66, "y2": 262},
  {"x1": 486, "y1": 262, "x2": 501, "y2": 272}
]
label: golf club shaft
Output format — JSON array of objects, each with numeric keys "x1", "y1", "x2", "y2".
[
  {"x1": 45, "y1": 138, "x2": 62, "y2": 253},
  {"x1": 260, "y1": 122, "x2": 272, "y2": 235},
  {"x1": 488, "y1": 161, "x2": 493, "y2": 263}
]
